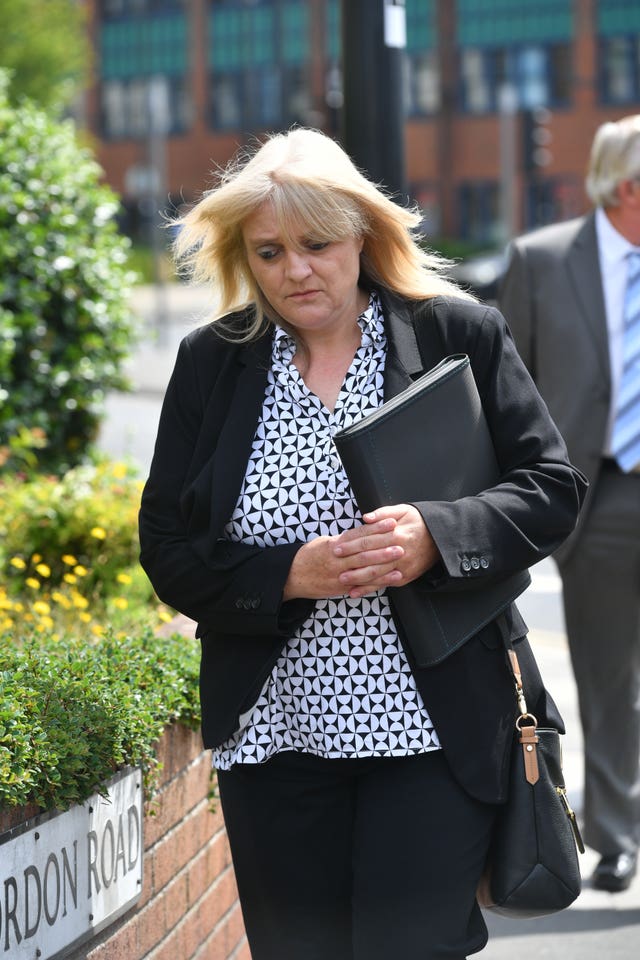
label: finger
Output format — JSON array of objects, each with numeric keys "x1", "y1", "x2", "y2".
[
  {"x1": 333, "y1": 523, "x2": 398, "y2": 557},
  {"x1": 338, "y1": 561, "x2": 402, "y2": 588},
  {"x1": 362, "y1": 505, "x2": 409, "y2": 524}
]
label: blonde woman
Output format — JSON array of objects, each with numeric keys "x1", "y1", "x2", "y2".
[{"x1": 140, "y1": 128, "x2": 586, "y2": 959}]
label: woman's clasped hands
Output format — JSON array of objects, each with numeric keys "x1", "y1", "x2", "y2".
[{"x1": 284, "y1": 504, "x2": 441, "y2": 601}]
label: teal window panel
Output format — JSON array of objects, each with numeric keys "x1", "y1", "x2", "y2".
[
  {"x1": 406, "y1": 0, "x2": 436, "y2": 52},
  {"x1": 282, "y1": 0, "x2": 309, "y2": 66},
  {"x1": 209, "y1": 3, "x2": 276, "y2": 70},
  {"x1": 326, "y1": 0, "x2": 341, "y2": 60},
  {"x1": 457, "y1": 0, "x2": 572, "y2": 46},
  {"x1": 101, "y1": 13, "x2": 187, "y2": 79},
  {"x1": 599, "y1": 0, "x2": 640, "y2": 35}
]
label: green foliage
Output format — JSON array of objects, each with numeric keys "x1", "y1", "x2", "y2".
[
  {"x1": 0, "y1": 459, "x2": 173, "y2": 638},
  {"x1": 1, "y1": 460, "x2": 143, "y2": 594},
  {"x1": 0, "y1": 70, "x2": 139, "y2": 472},
  {"x1": 0, "y1": 2, "x2": 89, "y2": 111},
  {"x1": 0, "y1": 630, "x2": 201, "y2": 811}
]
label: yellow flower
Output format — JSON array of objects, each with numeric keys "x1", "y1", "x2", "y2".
[
  {"x1": 158, "y1": 610, "x2": 173, "y2": 623},
  {"x1": 72, "y1": 594, "x2": 89, "y2": 610},
  {"x1": 10, "y1": 557, "x2": 27, "y2": 570},
  {"x1": 2, "y1": 617, "x2": 13, "y2": 629},
  {"x1": 116, "y1": 573, "x2": 132, "y2": 585},
  {"x1": 35, "y1": 563, "x2": 51, "y2": 578},
  {"x1": 0, "y1": 597, "x2": 13, "y2": 611},
  {"x1": 90, "y1": 527, "x2": 107, "y2": 540},
  {"x1": 25, "y1": 578, "x2": 40, "y2": 590},
  {"x1": 62, "y1": 554, "x2": 78, "y2": 566},
  {"x1": 112, "y1": 463, "x2": 127, "y2": 479},
  {"x1": 13, "y1": 602, "x2": 24, "y2": 613},
  {"x1": 63, "y1": 573, "x2": 77, "y2": 585},
  {"x1": 52, "y1": 592, "x2": 71, "y2": 609},
  {"x1": 38, "y1": 616, "x2": 54, "y2": 631},
  {"x1": 78, "y1": 612, "x2": 91, "y2": 623},
  {"x1": 73, "y1": 565, "x2": 88, "y2": 577},
  {"x1": 33, "y1": 601, "x2": 51, "y2": 616},
  {"x1": 91, "y1": 623, "x2": 105, "y2": 636},
  {"x1": 31, "y1": 553, "x2": 42, "y2": 564},
  {"x1": 112, "y1": 597, "x2": 128, "y2": 611}
]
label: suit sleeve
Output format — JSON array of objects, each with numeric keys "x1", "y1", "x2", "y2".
[
  {"x1": 411, "y1": 304, "x2": 587, "y2": 586},
  {"x1": 138, "y1": 335, "x2": 313, "y2": 636},
  {"x1": 498, "y1": 240, "x2": 536, "y2": 376}
]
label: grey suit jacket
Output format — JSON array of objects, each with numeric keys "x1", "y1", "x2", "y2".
[{"x1": 499, "y1": 212, "x2": 608, "y2": 560}]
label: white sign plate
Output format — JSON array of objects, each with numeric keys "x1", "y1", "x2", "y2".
[{"x1": 0, "y1": 767, "x2": 143, "y2": 959}]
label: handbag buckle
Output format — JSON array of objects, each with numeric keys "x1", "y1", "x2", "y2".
[{"x1": 516, "y1": 714, "x2": 540, "y2": 784}]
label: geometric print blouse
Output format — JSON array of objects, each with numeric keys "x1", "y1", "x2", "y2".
[{"x1": 213, "y1": 291, "x2": 440, "y2": 769}]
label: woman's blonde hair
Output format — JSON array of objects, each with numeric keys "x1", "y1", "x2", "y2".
[{"x1": 174, "y1": 127, "x2": 473, "y2": 340}]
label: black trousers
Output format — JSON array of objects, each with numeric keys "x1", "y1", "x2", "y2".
[{"x1": 216, "y1": 749, "x2": 497, "y2": 960}]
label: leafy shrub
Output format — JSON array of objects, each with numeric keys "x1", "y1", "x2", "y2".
[
  {"x1": 0, "y1": 630, "x2": 200, "y2": 811},
  {"x1": 0, "y1": 69, "x2": 138, "y2": 472},
  {"x1": 0, "y1": 459, "x2": 174, "y2": 638},
  {"x1": 1, "y1": 460, "x2": 142, "y2": 591}
]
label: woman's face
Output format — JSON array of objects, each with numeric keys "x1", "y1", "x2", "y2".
[{"x1": 242, "y1": 200, "x2": 366, "y2": 339}]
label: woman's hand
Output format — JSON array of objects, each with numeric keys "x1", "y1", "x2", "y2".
[{"x1": 283, "y1": 505, "x2": 441, "y2": 601}]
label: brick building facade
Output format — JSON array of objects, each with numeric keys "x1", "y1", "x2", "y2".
[{"x1": 84, "y1": 0, "x2": 640, "y2": 247}]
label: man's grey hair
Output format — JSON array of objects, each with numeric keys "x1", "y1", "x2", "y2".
[{"x1": 586, "y1": 114, "x2": 640, "y2": 207}]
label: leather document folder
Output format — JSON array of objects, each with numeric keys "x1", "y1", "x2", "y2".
[{"x1": 333, "y1": 354, "x2": 531, "y2": 667}]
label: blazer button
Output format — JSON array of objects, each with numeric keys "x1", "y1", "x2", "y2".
[
  {"x1": 250, "y1": 597, "x2": 261, "y2": 609},
  {"x1": 480, "y1": 557, "x2": 489, "y2": 569},
  {"x1": 471, "y1": 557, "x2": 480, "y2": 570},
  {"x1": 235, "y1": 598, "x2": 243, "y2": 609},
  {"x1": 461, "y1": 558, "x2": 471, "y2": 573}
]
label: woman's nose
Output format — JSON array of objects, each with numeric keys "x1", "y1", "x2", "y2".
[{"x1": 284, "y1": 250, "x2": 313, "y2": 280}]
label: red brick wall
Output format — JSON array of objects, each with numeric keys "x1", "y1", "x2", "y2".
[{"x1": 1, "y1": 725, "x2": 250, "y2": 960}]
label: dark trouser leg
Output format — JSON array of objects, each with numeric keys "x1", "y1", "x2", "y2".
[
  {"x1": 216, "y1": 752, "x2": 355, "y2": 960},
  {"x1": 559, "y1": 468, "x2": 640, "y2": 856},
  {"x1": 216, "y1": 750, "x2": 497, "y2": 960},
  {"x1": 352, "y1": 751, "x2": 495, "y2": 960}
]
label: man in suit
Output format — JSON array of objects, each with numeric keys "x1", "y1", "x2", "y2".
[{"x1": 499, "y1": 114, "x2": 640, "y2": 892}]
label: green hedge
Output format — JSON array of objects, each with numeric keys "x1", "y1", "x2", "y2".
[
  {"x1": 0, "y1": 69, "x2": 138, "y2": 472},
  {"x1": 0, "y1": 629, "x2": 201, "y2": 812}
]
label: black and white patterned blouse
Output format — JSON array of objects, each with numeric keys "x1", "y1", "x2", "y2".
[{"x1": 213, "y1": 292, "x2": 440, "y2": 769}]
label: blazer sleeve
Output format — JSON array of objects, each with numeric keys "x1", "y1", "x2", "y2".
[
  {"x1": 138, "y1": 334, "x2": 313, "y2": 636},
  {"x1": 411, "y1": 302, "x2": 587, "y2": 586}
]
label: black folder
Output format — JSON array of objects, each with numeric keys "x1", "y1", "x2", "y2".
[{"x1": 333, "y1": 354, "x2": 530, "y2": 667}]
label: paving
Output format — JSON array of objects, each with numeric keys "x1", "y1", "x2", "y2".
[{"x1": 98, "y1": 283, "x2": 640, "y2": 959}]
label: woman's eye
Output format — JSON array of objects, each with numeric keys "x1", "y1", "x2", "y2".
[
  {"x1": 257, "y1": 248, "x2": 279, "y2": 261},
  {"x1": 306, "y1": 240, "x2": 329, "y2": 251}
]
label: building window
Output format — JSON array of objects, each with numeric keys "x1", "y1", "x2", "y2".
[
  {"x1": 456, "y1": 0, "x2": 572, "y2": 114},
  {"x1": 459, "y1": 43, "x2": 570, "y2": 114},
  {"x1": 100, "y1": 0, "x2": 187, "y2": 17},
  {"x1": 525, "y1": 176, "x2": 581, "y2": 229},
  {"x1": 98, "y1": 7, "x2": 190, "y2": 139},
  {"x1": 457, "y1": 181, "x2": 500, "y2": 246},
  {"x1": 599, "y1": 36, "x2": 640, "y2": 103},
  {"x1": 404, "y1": 0, "x2": 439, "y2": 116},
  {"x1": 208, "y1": 0, "x2": 312, "y2": 132}
]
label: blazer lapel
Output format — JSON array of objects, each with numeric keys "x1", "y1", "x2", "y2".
[
  {"x1": 380, "y1": 290, "x2": 426, "y2": 399},
  {"x1": 210, "y1": 333, "x2": 272, "y2": 535},
  {"x1": 565, "y1": 213, "x2": 611, "y2": 384}
]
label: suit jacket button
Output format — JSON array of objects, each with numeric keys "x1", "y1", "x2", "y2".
[
  {"x1": 471, "y1": 557, "x2": 480, "y2": 570},
  {"x1": 461, "y1": 558, "x2": 471, "y2": 573},
  {"x1": 251, "y1": 597, "x2": 261, "y2": 609},
  {"x1": 480, "y1": 557, "x2": 489, "y2": 569},
  {"x1": 235, "y1": 598, "x2": 243, "y2": 609}
]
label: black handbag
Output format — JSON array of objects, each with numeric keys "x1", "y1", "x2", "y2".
[{"x1": 478, "y1": 645, "x2": 585, "y2": 918}]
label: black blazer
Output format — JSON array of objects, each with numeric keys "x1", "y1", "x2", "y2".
[{"x1": 139, "y1": 290, "x2": 587, "y2": 803}]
